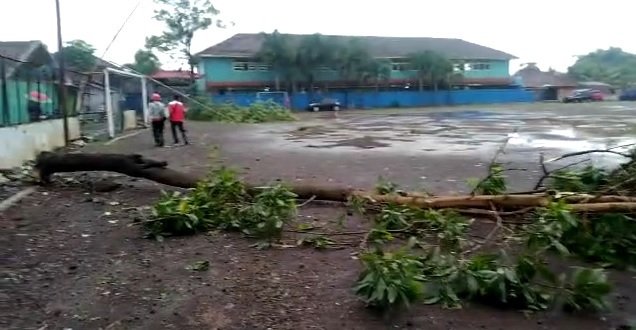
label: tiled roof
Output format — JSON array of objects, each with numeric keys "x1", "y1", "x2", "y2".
[
  {"x1": 151, "y1": 70, "x2": 200, "y2": 80},
  {"x1": 513, "y1": 64, "x2": 577, "y2": 88},
  {"x1": 196, "y1": 33, "x2": 517, "y2": 60}
]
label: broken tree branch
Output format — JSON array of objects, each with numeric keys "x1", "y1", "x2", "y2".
[
  {"x1": 545, "y1": 149, "x2": 633, "y2": 163},
  {"x1": 470, "y1": 128, "x2": 517, "y2": 195},
  {"x1": 34, "y1": 152, "x2": 636, "y2": 213},
  {"x1": 533, "y1": 154, "x2": 591, "y2": 190}
]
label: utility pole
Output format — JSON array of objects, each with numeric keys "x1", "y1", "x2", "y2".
[{"x1": 55, "y1": 0, "x2": 69, "y2": 145}]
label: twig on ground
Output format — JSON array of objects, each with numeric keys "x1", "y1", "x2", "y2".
[
  {"x1": 533, "y1": 155, "x2": 591, "y2": 190},
  {"x1": 489, "y1": 128, "x2": 517, "y2": 165},
  {"x1": 608, "y1": 142, "x2": 636, "y2": 151},
  {"x1": 285, "y1": 229, "x2": 368, "y2": 236},
  {"x1": 470, "y1": 128, "x2": 518, "y2": 195},
  {"x1": 359, "y1": 230, "x2": 373, "y2": 250},
  {"x1": 456, "y1": 207, "x2": 535, "y2": 220},
  {"x1": 507, "y1": 188, "x2": 547, "y2": 195},
  {"x1": 545, "y1": 149, "x2": 633, "y2": 163},
  {"x1": 298, "y1": 195, "x2": 317, "y2": 207},
  {"x1": 463, "y1": 202, "x2": 504, "y2": 255}
]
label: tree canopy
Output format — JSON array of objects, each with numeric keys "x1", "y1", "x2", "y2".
[
  {"x1": 125, "y1": 49, "x2": 161, "y2": 75},
  {"x1": 257, "y1": 32, "x2": 453, "y2": 92},
  {"x1": 408, "y1": 51, "x2": 454, "y2": 91},
  {"x1": 146, "y1": 0, "x2": 228, "y2": 89},
  {"x1": 60, "y1": 39, "x2": 96, "y2": 72},
  {"x1": 568, "y1": 47, "x2": 636, "y2": 88}
]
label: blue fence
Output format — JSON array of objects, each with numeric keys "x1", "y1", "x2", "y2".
[{"x1": 210, "y1": 88, "x2": 535, "y2": 111}]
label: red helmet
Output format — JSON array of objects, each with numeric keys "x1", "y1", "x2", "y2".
[{"x1": 151, "y1": 93, "x2": 161, "y2": 101}]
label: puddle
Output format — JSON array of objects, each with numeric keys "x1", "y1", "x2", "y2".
[
  {"x1": 257, "y1": 109, "x2": 636, "y2": 161},
  {"x1": 307, "y1": 136, "x2": 392, "y2": 149}
]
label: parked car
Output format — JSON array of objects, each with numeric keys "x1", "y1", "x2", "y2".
[
  {"x1": 307, "y1": 98, "x2": 341, "y2": 112},
  {"x1": 619, "y1": 89, "x2": 636, "y2": 101},
  {"x1": 563, "y1": 89, "x2": 603, "y2": 103}
]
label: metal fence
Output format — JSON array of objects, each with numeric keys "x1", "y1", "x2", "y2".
[{"x1": 0, "y1": 55, "x2": 76, "y2": 127}]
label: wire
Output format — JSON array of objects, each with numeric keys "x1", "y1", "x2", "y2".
[{"x1": 100, "y1": 0, "x2": 143, "y2": 59}]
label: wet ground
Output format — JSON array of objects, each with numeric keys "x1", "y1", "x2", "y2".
[
  {"x1": 282, "y1": 102, "x2": 636, "y2": 165},
  {"x1": 3, "y1": 101, "x2": 636, "y2": 329}
]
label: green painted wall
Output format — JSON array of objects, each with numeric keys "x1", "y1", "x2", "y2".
[
  {"x1": 0, "y1": 80, "x2": 76, "y2": 126},
  {"x1": 200, "y1": 57, "x2": 510, "y2": 87}
]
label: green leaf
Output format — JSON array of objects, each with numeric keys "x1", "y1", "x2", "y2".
[
  {"x1": 423, "y1": 295, "x2": 441, "y2": 305},
  {"x1": 387, "y1": 286, "x2": 398, "y2": 303},
  {"x1": 552, "y1": 240, "x2": 570, "y2": 256}
]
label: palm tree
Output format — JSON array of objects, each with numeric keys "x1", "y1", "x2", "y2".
[
  {"x1": 408, "y1": 51, "x2": 436, "y2": 91},
  {"x1": 360, "y1": 58, "x2": 391, "y2": 90},
  {"x1": 257, "y1": 30, "x2": 296, "y2": 91},
  {"x1": 430, "y1": 56, "x2": 453, "y2": 91},
  {"x1": 334, "y1": 39, "x2": 370, "y2": 83},
  {"x1": 408, "y1": 51, "x2": 454, "y2": 91},
  {"x1": 295, "y1": 33, "x2": 335, "y2": 91}
]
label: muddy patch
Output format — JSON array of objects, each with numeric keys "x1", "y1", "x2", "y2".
[{"x1": 307, "y1": 136, "x2": 393, "y2": 149}]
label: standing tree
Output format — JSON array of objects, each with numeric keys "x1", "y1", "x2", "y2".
[
  {"x1": 60, "y1": 40, "x2": 96, "y2": 72},
  {"x1": 295, "y1": 34, "x2": 336, "y2": 92},
  {"x1": 568, "y1": 47, "x2": 636, "y2": 88},
  {"x1": 361, "y1": 58, "x2": 392, "y2": 90},
  {"x1": 256, "y1": 30, "x2": 298, "y2": 91},
  {"x1": 408, "y1": 51, "x2": 435, "y2": 91},
  {"x1": 146, "y1": 0, "x2": 227, "y2": 92},
  {"x1": 125, "y1": 49, "x2": 161, "y2": 75},
  {"x1": 334, "y1": 40, "x2": 372, "y2": 83},
  {"x1": 408, "y1": 51, "x2": 453, "y2": 91},
  {"x1": 430, "y1": 55, "x2": 453, "y2": 91}
]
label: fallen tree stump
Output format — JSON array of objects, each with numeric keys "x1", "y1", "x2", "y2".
[
  {"x1": 35, "y1": 151, "x2": 200, "y2": 188},
  {"x1": 34, "y1": 152, "x2": 636, "y2": 213},
  {"x1": 34, "y1": 152, "x2": 353, "y2": 201}
]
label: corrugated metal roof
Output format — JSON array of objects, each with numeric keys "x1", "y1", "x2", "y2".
[
  {"x1": 196, "y1": 33, "x2": 517, "y2": 60},
  {"x1": 0, "y1": 40, "x2": 51, "y2": 77}
]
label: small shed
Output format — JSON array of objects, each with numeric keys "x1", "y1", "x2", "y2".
[{"x1": 513, "y1": 63, "x2": 577, "y2": 101}]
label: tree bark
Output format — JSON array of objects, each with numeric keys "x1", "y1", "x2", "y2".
[{"x1": 33, "y1": 152, "x2": 636, "y2": 213}]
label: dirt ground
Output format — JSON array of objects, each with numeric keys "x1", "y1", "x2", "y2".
[{"x1": 2, "y1": 103, "x2": 636, "y2": 329}]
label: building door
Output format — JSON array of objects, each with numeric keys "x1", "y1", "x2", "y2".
[{"x1": 542, "y1": 87, "x2": 558, "y2": 101}]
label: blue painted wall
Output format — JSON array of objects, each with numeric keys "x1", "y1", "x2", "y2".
[
  {"x1": 199, "y1": 57, "x2": 510, "y2": 85},
  {"x1": 208, "y1": 89, "x2": 534, "y2": 110}
]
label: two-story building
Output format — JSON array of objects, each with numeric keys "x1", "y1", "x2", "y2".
[{"x1": 195, "y1": 33, "x2": 518, "y2": 94}]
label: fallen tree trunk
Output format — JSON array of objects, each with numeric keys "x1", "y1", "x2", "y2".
[
  {"x1": 34, "y1": 152, "x2": 636, "y2": 213},
  {"x1": 34, "y1": 152, "x2": 353, "y2": 201},
  {"x1": 35, "y1": 151, "x2": 200, "y2": 188}
]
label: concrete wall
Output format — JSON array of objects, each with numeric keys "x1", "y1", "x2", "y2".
[
  {"x1": 200, "y1": 57, "x2": 511, "y2": 86},
  {"x1": 0, "y1": 118, "x2": 80, "y2": 169}
]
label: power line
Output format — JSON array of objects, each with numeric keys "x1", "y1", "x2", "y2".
[{"x1": 100, "y1": 0, "x2": 143, "y2": 59}]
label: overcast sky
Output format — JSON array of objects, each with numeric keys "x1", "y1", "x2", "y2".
[{"x1": 3, "y1": 0, "x2": 635, "y2": 73}]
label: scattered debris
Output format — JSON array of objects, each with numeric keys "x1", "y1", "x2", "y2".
[{"x1": 186, "y1": 260, "x2": 210, "y2": 272}]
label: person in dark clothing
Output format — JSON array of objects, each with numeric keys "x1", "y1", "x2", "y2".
[
  {"x1": 148, "y1": 93, "x2": 167, "y2": 147},
  {"x1": 168, "y1": 94, "x2": 189, "y2": 145}
]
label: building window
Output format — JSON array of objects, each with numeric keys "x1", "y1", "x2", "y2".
[
  {"x1": 469, "y1": 63, "x2": 491, "y2": 71},
  {"x1": 233, "y1": 61, "x2": 248, "y2": 71},
  {"x1": 453, "y1": 63, "x2": 467, "y2": 72},
  {"x1": 391, "y1": 63, "x2": 409, "y2": 71},
  {"x1": 233, "y1": 61, "x2": 270, "y2": 71}
]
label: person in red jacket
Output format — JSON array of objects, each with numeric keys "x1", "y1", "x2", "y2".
[{"x1": 167, "y1": 94, "x2": 189, "y2": 145}]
